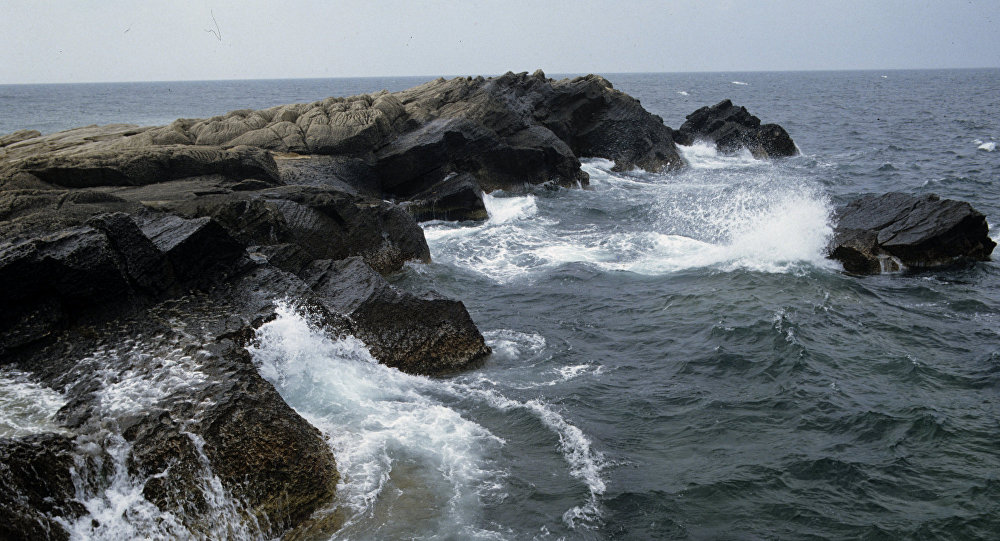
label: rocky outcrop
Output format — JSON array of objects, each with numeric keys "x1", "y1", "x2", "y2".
[
  {"x1": 2, "y1": 71, "x2": 689, "y2": 225},
  {"x1": 673, "y1": 99, "x2": 797, "y2": 158},
  {"x1": 828, "y1": 192, "x2": 996, "y2": 274}
]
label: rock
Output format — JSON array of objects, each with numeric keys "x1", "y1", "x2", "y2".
[
  {"x1": 539, "y1": 73, "x2": 684, "y2": 172},
  {"x1": 303, "y1": 257, "x2": 491, "y2": 375},
  {"x1": 0, "y1": 433, "x2": 88, "y2": 541},
  {"x1": 828, "y1": 192, "x2": 996, "y2": 274},
  {"x1": 0, "y1": 225, "x2": 134, "y2": 353},
  {"x1": 140, "y1": 215, "x2": 245, "y2": 285},
  {"x1": 262, "y1": 186, "x2": 430, "y2": 273},
  {"x1": 674, "y1": 99, "x2": 797, "y2": 158},
  {"x1": 400, "y1": 172, "x2": 488, "y2": 222},
  {"x1": 3, "y1": 289, "x2": 341, "y2": 540},
  {"x1": 4, "y1": 144, "x2": 280, "y2": 188},
  {"x1": 0, "y1": 129, "x2": 41, "y2": 147}
]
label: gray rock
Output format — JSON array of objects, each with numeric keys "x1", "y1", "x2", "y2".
[{"x1": 828, "y1": 192, "x2": 996, "y2": 274}]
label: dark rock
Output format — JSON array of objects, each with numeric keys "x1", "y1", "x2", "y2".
[
  {"x1": 303, "y1": 257, "x2": 491, "y2": 375},
  {"x1": 0, "y1": 433, "x2": 88, "y2": 541},
  {"x1": 399, "y1": 172, "x2": 488, "y2": 222},
  {"x1": 539, "y1": 73, "x2": 684, "y2": 172},
  {"x1": 674, "y1": 99, "x2": 797, "y2": 158},
  {"x1": 7, "y1": 145, "x2": 280, "y2": 188},
  {"x1": 0, "y1": 225, "x2": 132, "y2": 353},
  {"x1": 263, "y1": 186, "x2": 430, "y2": 273},
  {"x1": 828, "y1": 192, "x2": 996, "y2": 274},
  {"x1": 87, "y1": 212, "x2": 173, "y2": 294},
  {"x1": 140, "y1": 215, "x2": 245, "y2": 284}
]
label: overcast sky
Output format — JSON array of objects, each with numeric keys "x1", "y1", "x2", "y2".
[{"x1": 2, "y1": 0, "x2": 998, "y2": 84}]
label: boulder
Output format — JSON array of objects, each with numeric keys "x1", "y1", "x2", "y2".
[
  {"x1": 828, "y1": 192, "x2": 996, "y2": 274},
  {"x1": 303, "y1": 257, "x2": 491, "y2": 375},
  {"x1": 674, "y1": 99, "x2": 797, "y2": 158}
]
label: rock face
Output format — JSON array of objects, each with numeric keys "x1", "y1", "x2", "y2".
[
  {"x1": 828, "y1": 192, "x2": 996, "y2": 274},
  {"x1": 2, "y1": 71, "x2": 686, "y2": 224},
  {"x1": 673, "y1": 99, "x2": 798, "y2": 158}
]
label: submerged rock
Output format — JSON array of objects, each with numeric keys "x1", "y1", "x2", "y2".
[
  {"x1": 673, "y1": 99, "x2": 797, "y2": 158},
  {"x1": 828, "y1": 192, "x2": 996, "y2": 274}
]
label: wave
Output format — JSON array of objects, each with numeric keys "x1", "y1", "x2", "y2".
[
  {"x1": 250, "y1": 304, "x2": 610, "y2": 536},
  {"x1": 677, "y1": 91, "x2": 689, "y2": 96},
  {"x1": 424, "y1": 154, "x2": 836, "y2": 282},
  {"x1": 974, "y1": 139, "x2": 996, "y2": 152},
  {"x1": 731, "y1": 81, "x2": 749, "y2": 86}
]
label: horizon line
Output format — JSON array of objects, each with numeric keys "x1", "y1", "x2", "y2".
[{"x1": 1, "y1": 65, "x2": 998, "y2": 86}]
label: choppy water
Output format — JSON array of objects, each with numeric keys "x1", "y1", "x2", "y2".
[{"x1": 2, "y1": 70, "x2": 999, "y2": 540}]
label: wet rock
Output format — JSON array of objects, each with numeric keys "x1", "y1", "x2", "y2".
[
  {"x1": 674, "y1": 99, "x2": 797, "y2": 158},
  {"x1": 0, "y1": 433, "x2": 88, "y2": 541},
  {"x1": 828, "y1": 192, "x2": 996, "y2": 274},
  {"x1": 400, "y1": 172, "x2": 488, "y2": 222},
  {"x1": 303, "y1": 257, "x2": 491, "y2": 375}
]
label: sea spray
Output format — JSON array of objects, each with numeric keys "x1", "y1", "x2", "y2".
[{"x1": 423, "y1": 154, "x2": 836, "y2": 281}]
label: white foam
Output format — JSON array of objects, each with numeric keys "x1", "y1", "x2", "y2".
[
  {"x1": 64, "y1": 430, "x2": 259, "y2": 541},
  {"x1": 978, "y1": 141, "x2": 996, "y2": 152},
  {"x1": 483, "y1": 329, "x2": 547, "y2": 362},
  {"x1": 0, "y1": 369, "x2": 67, "y2": 437},
  {"x1": 731, "y1": 81, "x2": 749, "y2": 85},
  {"x1": 249, "y1": 303, "x2": 507, "y2": 539},
  {"x1": 677, "y1": 90, "x2": 689, "y2": 96},
  {"x1": 677, "y1": 141, "x2": 760, "y2": 169},
  {"x1": 483, "y1": 192, "x2": 538, "y2": 224}
]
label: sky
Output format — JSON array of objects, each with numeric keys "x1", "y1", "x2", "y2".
[{"x1": 2, "y1": 0, "x2": 998, "y2": 84}]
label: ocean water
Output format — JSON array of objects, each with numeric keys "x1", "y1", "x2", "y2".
[{"x1": 2, "y1": 70, "x2": 999, "y2": 540}]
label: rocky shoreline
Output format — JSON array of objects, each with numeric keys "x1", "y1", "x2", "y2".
[{"x1": 0, "y1": 71, "x2": 994, "y2": 539}]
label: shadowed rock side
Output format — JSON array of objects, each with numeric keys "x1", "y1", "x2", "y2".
[
  {"x1": 828, "y1": 192, "x2": 996, "y2": 274},
  {"x1": 673, "y1": 99, "x2": 798, "y2": 158}
]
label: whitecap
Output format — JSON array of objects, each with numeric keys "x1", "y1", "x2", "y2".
[
  {"x1": 731, "y1": 81, "x2": 749, "y2": 85},
  {"x1": 677, "y1": 90, "x2": 689, "y2": 96},
  {"x1": 978, "y1": 141, "x2": 996, "y2": 152}
]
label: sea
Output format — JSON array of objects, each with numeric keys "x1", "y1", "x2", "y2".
[{"x1": 1, "y1": 69, "x2": 998, "y2": 540}]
